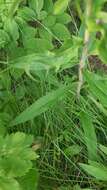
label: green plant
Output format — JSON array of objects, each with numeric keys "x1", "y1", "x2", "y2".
[
  {"x1": 1, "y1": 0, "x2": 107, "y2": 190},
  {"x1": 0, "y1": 132, "x2": 38, "y2": 189}
]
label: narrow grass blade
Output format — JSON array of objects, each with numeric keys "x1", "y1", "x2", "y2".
[{"x1": 80, "y1": 111, "x2": 97, "y2": 161}]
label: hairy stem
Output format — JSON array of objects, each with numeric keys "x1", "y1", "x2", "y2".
[{"x1": 77, "y1": 0, "x2": 92, "y2": 98}]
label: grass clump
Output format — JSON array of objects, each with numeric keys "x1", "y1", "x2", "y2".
[{"x1": 1, "y1": 0, "x2": 107, "y2": 189}]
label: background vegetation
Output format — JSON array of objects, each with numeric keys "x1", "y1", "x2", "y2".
[{"x1": 0, "y1": 0, "x2": 107, "y2": 189}]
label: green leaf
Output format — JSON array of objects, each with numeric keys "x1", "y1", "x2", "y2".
[
  {"x1": 52, "y1": 23, "x2": 70, "y2": 40},
  {"x1": 43, "y1": 0, "x2": 53, "y2": 13},
  {"x1": 100, "y1": 144, "x2": 107, "y2": 155},
  {"x1": 19, "y1": 169, "x2": 38, "y2": 190},
  {"x1": 53, "y1": 0, "x2": 70, "y2": 15},
  {"x1": 17, "y1": 7, "x2": 36, "y2": 21},
  {"x1": 37, "y1": 10, "x2": 47, "y2": 20},
  {"x1": 42, "y1": 15, "x2": 56, "y2": 27},
  {"x1": 11, "y1": 85, "x2": 69, "y2": 126},
  {"x1": 0, "y1": 177, "x2": 20, "y2": 190},
  {"x1": 39, "y1": 27, "x2": 52, "y2": 41},
  {"x1": 4, "y1": 18, "x2": 19, "y2": 42},
  {"x1": 9, "y1": 47, "x2": 77, "y2": 80},
  {"x1": 29, "y1": 0, "x2": 44, "y2": 16},
  {"x1": 0, "y1": 132, "x2": 37, "y2": 177},
  {"x1": 22, "y1": 26, "x2": 37, "y2": 42},
  {"x1": 97, "y1": 11, "x2": 107, "y2": 23},
  {"x1": 64, "y1": 145, "x2": 82, "y2": 157},
  {"x1": 0, "y1": 29, "x2": 9, "y2": 48},
  {"x1": 85, "y1": 71, "x2": 107, "y2": 108},
  {"x1": 23, "y1": 38, "x2": 53, "y2": 53},
  {"x1": 73, "y1": 185, "x2": 81, "y2": 190},
  {"x1": 56, "y1": 13, "x2": 71, "y2": 24},
  {"x1": 80, "y1": 112, "x2": 97, "y2": 161},
  {"x1": 98, "y1": 35, "x2": 107, "y2": 64},
  {"x1": 80, "y1": 162, "x2": 107, "y2": 181}
]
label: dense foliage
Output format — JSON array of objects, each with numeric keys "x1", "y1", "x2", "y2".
[{"x1": 1, "y1": 0, "x2": 107, "y2": 189}]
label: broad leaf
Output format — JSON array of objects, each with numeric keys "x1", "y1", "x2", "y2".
[
  {"x1": 56, "y1": 13, "x2": 71, "y2": 24},
  {"x1": 52, "y1": 23, "x2": 70, "y2": 40}
]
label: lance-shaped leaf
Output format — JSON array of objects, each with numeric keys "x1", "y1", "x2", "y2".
[
  {"x1": 11, "y1": 85, "x2": 69, "y2": 126},
  {"x1": 79, "y1": 161, "x2": 107, "y2": 181}
]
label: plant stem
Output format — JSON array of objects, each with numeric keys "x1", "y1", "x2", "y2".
[
  {"x1": 77, "y1": 0, "x2": 92, "y2": 99},
  {"x1": 8, "y1": 0, "x2": 22, "y2": 18}
]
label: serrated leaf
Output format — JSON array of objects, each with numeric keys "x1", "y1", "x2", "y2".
[
  {"x1": 11, "y1": 85, "x2": 69, "y2": 126},
  {"x1": 0, "y1": 132, "x2": 37, "y2": 177}
]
